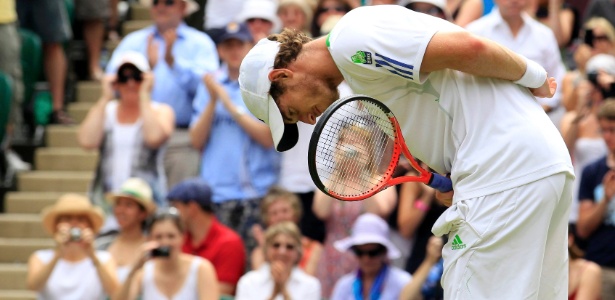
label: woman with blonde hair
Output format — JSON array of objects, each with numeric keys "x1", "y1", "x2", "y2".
[
  {"x1": 26, "y1": 194, "x2": 119, "y2": 299},
  {"x1": 237, "y1": 222, "x2": 321, "y2": 300}
]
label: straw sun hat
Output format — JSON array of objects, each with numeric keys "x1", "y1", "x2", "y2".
[
  {"x1": 106, "y1": 177, "x2": 157, "y2": 214},
  {"x1": 41, "y1": 194, "x2": 105, "y2": 235}
]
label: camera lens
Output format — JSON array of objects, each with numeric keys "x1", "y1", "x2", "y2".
[{"x1": 69, "y1": 227, "x2": 82, "y2": 241}]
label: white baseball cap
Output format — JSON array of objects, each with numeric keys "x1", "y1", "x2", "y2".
[
  {"x1": 111, "y1": 51, "x2": 151, "y2": 73},
  {"x1": 236, "y1": 0, "x2": 282, "y2": 33},
  {"x1": 239, "y1": 38, "x2": 299, "y2": 152}
]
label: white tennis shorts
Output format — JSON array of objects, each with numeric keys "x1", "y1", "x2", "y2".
[{"x1": 433, "y1": 172, "x2": 573, "y2": 300}]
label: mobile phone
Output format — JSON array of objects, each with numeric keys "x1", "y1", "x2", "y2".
[
  {"x1": 151, "y1": 246, "x2": 171, "y2": 257},
  {"x1": 584, "y1": 28, "x2": 595, "y2": 47}
]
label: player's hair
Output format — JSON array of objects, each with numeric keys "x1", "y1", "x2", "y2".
[
  {"x1": 267, "y1": 28, "x2": 312, "y2": 101},
  {"x1": 597, "y1": 99, "x2": 615, "y2": 121},
  {"x1": 260, "y1": 186, "x2": 303, "y2": 226}
]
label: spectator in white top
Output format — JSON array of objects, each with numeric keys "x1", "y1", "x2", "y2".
[
  {"x1": 466, "y1": 0, "x2": 567, "y2": 128},
  {"x1": 236, "y1": 222, "x2": 321, "y2": 300},
  {"x1": 26, "y1": 194, "x2": 119, "y2": 299},
  {"x1": 236, "y1": 0, "x2": 281, "y2": 41}
]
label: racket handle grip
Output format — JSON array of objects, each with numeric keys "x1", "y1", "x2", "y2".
[{"x1": 428, "y1": 173, "x2": 453, "y2": 193}]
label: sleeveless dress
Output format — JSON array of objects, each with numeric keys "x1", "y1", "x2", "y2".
[{"x1": 141, "y1": 257, "x2": 203, "y2": 300}]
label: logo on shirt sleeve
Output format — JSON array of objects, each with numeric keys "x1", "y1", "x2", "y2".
[{"x1": 351, "y1": 51, "x2": 373, "y2": 64}]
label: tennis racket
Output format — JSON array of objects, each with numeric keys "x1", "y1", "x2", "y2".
[{"x1": 308, "y1": 94, "x2": 453, "y2": 201}]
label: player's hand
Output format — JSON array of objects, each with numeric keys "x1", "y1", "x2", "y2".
[
  {"x1": 529, "y1": 77, "x2": 557, "y2": 98},
  {"x1": 435, "y1": 189, "x2": 453, "y2": 207}
]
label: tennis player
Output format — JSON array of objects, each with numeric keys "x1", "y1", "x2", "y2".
[{"x1": 239, "y1": 5, "x2": 573, "y2": 300}]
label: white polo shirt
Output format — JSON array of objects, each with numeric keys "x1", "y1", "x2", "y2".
[
  {"x1": 235, "y1": 264, "x2": 322, "y2": 300},
  {"x1": 327, "y1": 6, "x2": 573, "y2": 201},
  {"x1": 466, "y1": 9, "x2": 567, "y2": 110}
]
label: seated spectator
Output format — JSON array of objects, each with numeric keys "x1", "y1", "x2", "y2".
[
  {"x1": 167, "y1": 178, "x2": 246, "y2": 296},
  {"x1": 446, "y1": 0, "x2": 483, "y2": 27},
  {"x1": 251, "y1": 187, "x2": 323, "y2": 275},
  {"x1": 277, "y1": 0, "x2": 314, "y2": 36},
  {"x1": 26, "y1": 194, "x2": 119, "y2": 299},
  {"x1": 117, "y1": 209, "x2": 219, "y2": 300},
  {"x1": 107, "y1": 0, "x2": 219, "y2": 189},
  {"x1": 236, "y1": 0, "x2": 281, "y2": 41},
  {"x1": 78, "y1": 51, "x2": 175, "y2": 232},
  {"x1": 568, "y1": 224, "x2": 602, "y2": 300},
  {"x1": 399, "y1": 236, "x2": 444, "y2": 300},
  {"x1": 190, "y1": 22, "x2": 279, "y2": 250},
  {"x1": 236, "y1": 222, "x2": 321, "y2": 300},
  {"x1": 96, "y1": 177, "x2": 157, "y2": 283},
  {"x1": 330, "y1": 213, "x2": 411, "y2": 300}
]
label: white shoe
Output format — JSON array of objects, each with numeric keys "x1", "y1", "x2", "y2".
[{"x1": 6, "y1": 149, "x2": 31, "y2": 172}]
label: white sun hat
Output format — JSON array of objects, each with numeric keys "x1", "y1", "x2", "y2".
[{"x1": 333, "y1": 213, "x2": 401, "y2": 259}]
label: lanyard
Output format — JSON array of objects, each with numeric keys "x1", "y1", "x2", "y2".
[{"x1": 352, "y1": 264, "x2": 388, "y2": 300}]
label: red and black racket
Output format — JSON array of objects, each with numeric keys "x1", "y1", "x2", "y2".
[{"x1": 308, "y1": 95, "x2": 453, "y2": 201}]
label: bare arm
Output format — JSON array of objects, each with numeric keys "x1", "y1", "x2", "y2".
[
  {"x1": 453, "y1": 0, "x2": 483, "y2": 28},
  {"x1": 576, "y1": 261, "x2": 602, "y2": 300},
  {"x1": 399, "y1": 236, "x2": 443, "y2": 300},
  {"x1": 578, "y1": 170, "x2": 615, "y2": 238},
  {"x1": 398, "y1": 176, "x2": 434, "y2": 239},
  {"x1": 197, "y1": 260, "x2": 220, "y2": 300},
  {"x1": 78, "y1": 76, "x2": 115, "y2": 150},
  {"x1": 139, "y1": 74, "x2": 175, "y2": 149},
  {"x1": 26, "y1": 252, "x2": 60, "y2": 291},
  {"x1": 363, "y1": 185, "x2": 397, "y2": 218},
  {"x1": 422, "y1": 30, "x2": 556, "y2": 97},
  {"x1": 312, "y1": 190, "x2": 335, "y2": 220},
  {"x1": 114, "y1": 269, "x2": 143, "y2": 300},
  {"x1": 92, "y1": 255, "x2": 120, "y2": 296},
  {"x1": 302, "y1": 242, "x2": 322, "y2": 276}
]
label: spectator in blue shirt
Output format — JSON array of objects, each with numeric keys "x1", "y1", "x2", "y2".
[
  {"x1": 105, "y1": 0, "x2": 219, "y2": 189},
  {"x1": 190, "y1": 22, "x2": 280, "y2": 250}
]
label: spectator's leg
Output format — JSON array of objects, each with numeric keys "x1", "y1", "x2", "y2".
[
  {"x1": 83, "y1": 20, "x2": 105, "y2": 80},
  {"x1": 29, "y1": 0, "x2": 73, "y2": 124},
  {"x1": 0, "y1": 22, "x2": 24, "y2": 140}
]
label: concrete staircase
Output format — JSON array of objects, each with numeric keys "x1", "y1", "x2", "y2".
[
  {"x1": 0, "y1": 4, "x2": 152, "y2": 298},
  {"x1": 0, "y1": 67, "x2": 100, "y2": 300}
]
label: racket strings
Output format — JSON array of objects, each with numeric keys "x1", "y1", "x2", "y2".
[{"x1": 315, "y1": 100, "x2": 396, "y2": 198}]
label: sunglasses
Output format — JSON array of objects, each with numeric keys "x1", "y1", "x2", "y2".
[
  {"x1": 117, "y1": 67, "x2": 143, "y2": 84},
  {"x1": 318, "y1": 6, "x2": 346, "y2": 14},
  {"x1": 272, "y1": 242, "x2": 296, "y2": 251},
  {"x1": 352, "y1": 245, "x2": 386, "y2": 258},
  {"x1": 408, "y1": 6, "x2": 444, "y2": 16},
  {"x1": 153, "y1": 0, "x2": 176, "y2": 6},
  {"x1": 594, "y1": 35, "x2": 610, "y2": 42}
]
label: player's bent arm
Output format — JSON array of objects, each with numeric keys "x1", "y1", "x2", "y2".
[
  {"x1": 422, "y1": 31, "x2": 526, "y2": 82},
  {"x1": 576, "y1": 199, "x2": 610, "y2": 238}
]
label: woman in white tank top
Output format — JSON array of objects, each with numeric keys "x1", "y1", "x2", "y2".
[{"x1": 116, "y1": 209, "x2": 219, "y2": 300}]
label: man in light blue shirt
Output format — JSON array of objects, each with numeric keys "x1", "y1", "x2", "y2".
[
  {"x1": 106, "y1": 0, "x2": 219, "y2": 189},
  {"x1": 190, "y1": 22, "x2": 279, "y2": 248}
]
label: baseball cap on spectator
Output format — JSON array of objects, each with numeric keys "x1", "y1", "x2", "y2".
[
  {"x1": 108, "y1": 50, "x2": 151, "y2": 75},
  {"x1": 139, "y1": 0, "x2": 200, "y2": 16},
  {"x1": 107, "y1": 177, "x2": 157, "y2": 214},
  {"x1": 166, "y1": 179, "x2": 214, "y2": 212},
  {"x1": 236, "y1": 0, "x2": 282, "y2": 32},
  {"x1": 239, "y1": 38, "x2": 299, "y2": 152},
  {"x1": 333, "y1": 213, "x2": 401, "y2": 259},
  {"x1": 586, "y1": 54, "x2": 615, "y2": 75},
  {"x1": 213, "y1": 22, "x2": 253, "y2": 45}
]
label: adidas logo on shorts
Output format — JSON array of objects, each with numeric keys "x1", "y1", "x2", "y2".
[{"x1": 451, "y1": 234, "x2": 466, "y2": 250}]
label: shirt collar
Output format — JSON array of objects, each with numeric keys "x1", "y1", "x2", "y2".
[{"x1": 153, "y1": 22, "x2": 189, "y2": 39}]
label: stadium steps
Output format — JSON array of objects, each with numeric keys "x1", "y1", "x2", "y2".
[{"x1": 0, "y1": 82, "x2": 98, "y2": 296}]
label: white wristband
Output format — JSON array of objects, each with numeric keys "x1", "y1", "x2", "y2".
[{"x1": 514, "y1": 57, "x2": 547, "y2": 89}]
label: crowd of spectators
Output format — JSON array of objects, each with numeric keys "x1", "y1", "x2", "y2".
[{"x1": 4, "y1": 0, "x2": 615, "y2": 299}]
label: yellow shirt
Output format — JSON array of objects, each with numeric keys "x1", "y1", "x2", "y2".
[{"x1": 0, "y1": 0, "x2": 17, "y2": 24}]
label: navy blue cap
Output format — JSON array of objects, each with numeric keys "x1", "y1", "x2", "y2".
[
  {"x1": 166, "y1": 179, "x2": 213, "y2": 208},
  {"x1": 215, "y1": 22, "x2": 253, "y2": 44}
]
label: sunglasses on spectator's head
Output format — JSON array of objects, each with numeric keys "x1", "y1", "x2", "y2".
[
  {"x1": 153, "y1": 0, "x2": 176, "y2": 6},
  {"x1": 352, "y1": 245, "x2": 386, "y2": 258},
  {"x1": 272, "y1": 242, "x2": 296, "y2": 251},
  {"x1": 318, "y1": 6, "x2": 346, "y2": 14},
  {"x1": 117, "y1": 65, "x2": 143, "y2": 83}
]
